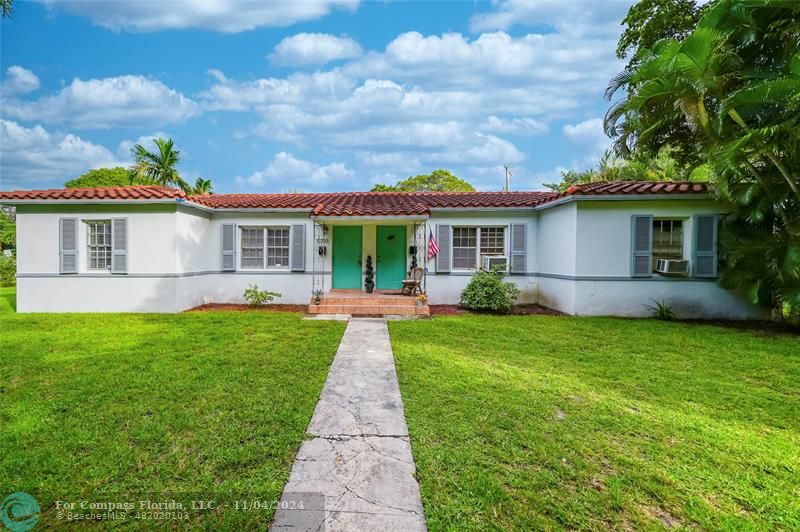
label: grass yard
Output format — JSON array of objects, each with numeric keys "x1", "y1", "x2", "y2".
[
  {"x1": 0, "y1": 288, "x2": 346, "y2": 528},
  {"x1": 390, "y1": 315, "x2": 800, "y2": 530}
]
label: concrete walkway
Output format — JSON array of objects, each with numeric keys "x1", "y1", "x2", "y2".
[{"x1": 271, "y1": 318, "x2": 426, "y2": 531}]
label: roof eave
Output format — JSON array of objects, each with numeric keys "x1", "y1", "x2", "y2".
[{"x1": 534, "y1": 192, "x2": 712, "y2": 211}]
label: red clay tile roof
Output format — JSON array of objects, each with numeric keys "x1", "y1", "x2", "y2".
[
  {"x1": 0, "y1": 181, "x2": 710, "y2": 214},
  {"x1": 563, "y1": 180, "x2": 708, "y2": 197},
  {"x1": 0, "y1": 185, "x2": 187, "y2": 201}
]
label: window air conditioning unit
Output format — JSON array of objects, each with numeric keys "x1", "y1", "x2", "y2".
[
  {"x1": 482, "y1": 255, "x2": 508, "y2": 271},
  {"x1": 655, "y1": 259, "x2": 689, "y2": 275}
]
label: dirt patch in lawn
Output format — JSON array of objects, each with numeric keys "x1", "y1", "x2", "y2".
[
  {"x1": 186, "y1": 303, "x2": 308, "y2": 313},
  {"x1": 430, "y1": 304, "x2": 564, "y2": 316}
]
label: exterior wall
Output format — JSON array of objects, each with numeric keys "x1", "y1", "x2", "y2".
[
  {"x1": 570, "y1": 200, "x2": 761, "y2": 318},
  {"x1": 9, "y1": 199, "x2": 762, "y2": 318},
  {"x1": 15, "y1": 205, "x2": 181, "y2": 312},
  {"x1": 425, "y1": 210, "x2": 538, "y2": 304}
]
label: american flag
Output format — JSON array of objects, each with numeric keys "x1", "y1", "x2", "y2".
[{"x1": 428, "y1": 228, "x2": 439, "y2": 259}]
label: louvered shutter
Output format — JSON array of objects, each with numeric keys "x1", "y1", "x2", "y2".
[
  {"x1": 630, "y1": 215, "x2": 653, "y2": 277},
  {"x1": 59, "y1": 218, "x2": 78, "y2": 274},
  {"x1": 509, "y1": 223, "x2": 527, "y2": 274},
  {"x1": 291, "y1": 224, "x2": 306, "y2": 272},
  {"x1": 111, "y1": 218, "x2": 128, "y2": 274},
  {"x1": 436, "y1": 224, "x2": 451, "y2": 273},
  {"x1": 693, "y1": 215, "x2": 718, "y2": 278},
  {"x1": 221, "y1": 223, "x2": 236, "y2": 271}
]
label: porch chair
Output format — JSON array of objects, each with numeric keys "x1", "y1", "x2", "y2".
[{"x1": 401, "y1": 267, "x2": 424, "y2": 296}]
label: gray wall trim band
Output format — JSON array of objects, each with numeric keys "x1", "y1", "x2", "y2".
[
  {"x1": 19, "y1": 270, "x2": 714, "y2": 282},
  {"x1": 18, "y1": 270, "x2": 332, "y2": 279}
]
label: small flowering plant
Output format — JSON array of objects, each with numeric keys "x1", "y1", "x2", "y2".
[{"x1": 416, "y1": 293, "x2": 428, "y2": 305}]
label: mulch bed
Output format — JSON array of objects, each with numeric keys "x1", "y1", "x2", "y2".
[
  {"x1": 186, "y1": 303, "x2": 308, "y2": 313},
  {"x1": 430, "y1": 304, "x2": 564, "y2": 316}
]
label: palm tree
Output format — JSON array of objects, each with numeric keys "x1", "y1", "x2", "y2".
[
  {"x1": 604, "y1": 0, "x2": 800, "y2": 320},
  {"x1": 192, "y1": 177, "x2": 213, "y2": 195},
  {"x1": 130, "y1": 138, "x2": 190, "y2": 193}
]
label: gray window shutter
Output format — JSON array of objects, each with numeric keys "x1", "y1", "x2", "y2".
[
  {"x1": 221, "y1": 223, "x2": 236, "y2": 272},
  {"x1": 693, "y1": 214, "x2": 718, "y2": 278},
  {"x1": 291, "y1": 223, "x2": 306, "y2": 272},
  {"x1": 111, "y1": 218, "x2": 128, "y2": 274},
  {"x1": 630, "y1": 215, "x2": 653, "y2": 277},
  {"x1": 435, "y1": 224, "x2": 451, "y2": 273},
  {"x1": 59, "y1": 217, "x2": 78, "y2": 274},
  {"x1": 509, "y1": 223, "x2": 527, "y2": 274}
]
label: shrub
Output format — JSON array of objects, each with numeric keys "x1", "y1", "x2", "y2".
[
  {"x1": 243, "y1": 284, "x2": 281, "y2": 307},
  {"x1": 644, "y1": 298, "x2": 676, "y2": 321},
  {"x1": 459, "y1": 267, "x2": 520, "y2": 313},
  {"x1": 0, "y1": 253, "x2": 16, "y2": 287}
]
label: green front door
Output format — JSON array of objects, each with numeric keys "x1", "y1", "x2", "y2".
[
  {"x1": 332, "y1": 226, "x2": 363, "y2": 289},
  {"x1": 376, "y1": 226, "x2": 407, "y2": 290}
]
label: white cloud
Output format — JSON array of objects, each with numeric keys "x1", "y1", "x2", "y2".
[
  {"x1": 0, "y1": 119, "x2": 125, "y2": 189},
  {"x1": 270, "y1": 33, "x2": 363, "y2": 66},
  {"x1": 470, "y1": 0, "x2": 631, "y2": 37},
  {"x1": 563, "y1": 117, "x2": 610, "y2": 163},
  {"x1": 235, "y1": 152, "x2": 354, "y2": 190},
  {"x1": 115, "y1": 132, "x2": 170, "y2": 159},
  {"x1": 41, "y1": 0, "x2": 360, "y2": 33},
  {"x1": 1, "y1": 66, "x2": 40, "y2": 96},
  {"x1": 481, "y1": 116, "x2": 548, "y2": 136},
  {"x1": 3, "y1": 75, "x2": 199, "y2": 129}
]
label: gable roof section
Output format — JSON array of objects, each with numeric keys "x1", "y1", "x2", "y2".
[
  {"x1": 0, "y1": 181, "x2": 709, "y2": 214},
  {"x1": 0, "y1": 185, "x2": 187, "y2": 201}
]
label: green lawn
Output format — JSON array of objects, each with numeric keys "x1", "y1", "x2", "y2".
[
  {"x1": 0, "y1": 287, "x2": 346, "y2": 528},
  {"x1": 390, "y1": 315, "x2": 800, "y2": 530}
]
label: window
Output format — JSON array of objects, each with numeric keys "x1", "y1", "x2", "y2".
[
  {"x1": 240, "y1": 226, "x2": 290, "y2": 269},
  {"x1": 480, "y1": 227, "x2": 505, "y2": 255},
  {"x1": 267, "y1": 227, "x2": 290, "y2": 268},
  {"x1": 87, "y1": 220, "x2": 112, "y2": 270},
  {"x1": 452, "y1": 227, "x2": 477, "y2": 269},
  {"x1": 241, "y1": 228, "x2": 264, "y2": 269},
  {"x1": 452, "y1": 226, "x2": 506, "y2": 270},
  {"x1": 652, "y1": 219, "x2": 684, "y2": 266}
]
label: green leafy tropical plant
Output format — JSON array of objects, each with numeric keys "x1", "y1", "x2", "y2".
[
  {"x1": 192, "y1": 177, "x2": 214, "y2": 195},
  {"x1": 459, "y1": 267, "x2": 521, "y2": 314},
  {"x1": 243, "y1": 284, "x2": 281, "y2": 307},
  {"x1": 65, "y1": 167, "x2": 155, "y2": 188},
  {"x1": 371, "y1": 169, "x2": 475, "y2": 192},
  {"x1": 130, "y1": 138, "x2": 190, "y2": 193},
  {"x1": 605, "y1": 0, "x2": 800, "y2": 321},
  {"x1": 644, "y1": 298, "x2": 677, "y2": 321}
]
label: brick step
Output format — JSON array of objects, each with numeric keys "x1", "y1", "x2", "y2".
[
  {"x1": 308, "y1": 303, "x2": 429, "y2": 316},
  {"x1": 318, "y1": 297, "x2": 416, "y2": 306}
]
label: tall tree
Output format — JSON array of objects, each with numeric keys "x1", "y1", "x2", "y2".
[
  {"x1": 0, "y1": 207, "x2": 15, "y2": 251},
  {"x1": 130, "y1": 138, "x2": 190, "y2": 193},
  {"x1": 371, "y1": 169, "x2": 475, "y2": 192},
  {"x1": 65, "y1": 167, "x2": 155, "y2": 188},
  {"x1": 191, "y1": 177, "x2": 213, "y2": 195},
  {"x1": 1, "y1": 0, "x2": 13, "y2": 18},
  {"x1": 616, "y1": 0, "x2": 712, "y2": 71},
  {"x1": 605, "y1": 0, "x2": 800, "y2": 320}
]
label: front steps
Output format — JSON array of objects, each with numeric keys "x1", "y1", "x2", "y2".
[{"x1": 308, "y1": 290, "x2": 430, "y2": 316}]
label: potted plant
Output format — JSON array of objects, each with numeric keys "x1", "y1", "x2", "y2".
[
  {"x1": 416, "y1": 293, "x2": 427, "y2": 306},
  {"x1": 364, "y1": 255, "x2": 375, "y2": 293}
]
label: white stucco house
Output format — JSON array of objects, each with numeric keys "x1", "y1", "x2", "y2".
[{"x1": 0, "y1": 181, "x2": 759, "y2": 318}]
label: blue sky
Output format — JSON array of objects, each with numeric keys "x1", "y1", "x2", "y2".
[{"x1": 0, "y1": 0, "x2": 633, "y2": 192}]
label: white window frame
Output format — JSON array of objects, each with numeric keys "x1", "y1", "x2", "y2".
[
  {"x1": 240, "y1": 227, "x2": 265, "y2": 269},
  {"x1": 451, "y1": 225, "x2": 508, "y2": 271},
  {"x1": 652, "y1": 218, "x2": 686, "y2": 269},
  {"x1": 266, "y1": 226, "x2": 290, "y2": 269},
  {"x1": 239, "y1": 225, "x2": 291, "y2": 270},
  {"x1": 86, "y1": 219, "x2": 112, "y2": 271}
]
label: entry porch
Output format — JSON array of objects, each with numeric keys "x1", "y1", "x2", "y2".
[{"x1": 309, "y1": 218, "x2": 429, "y2": 315}]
